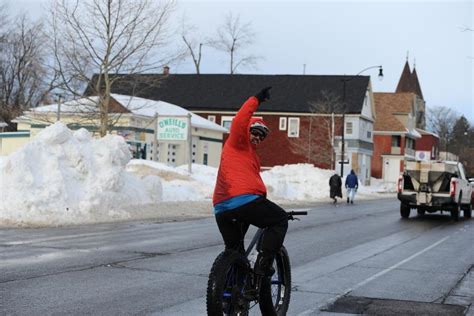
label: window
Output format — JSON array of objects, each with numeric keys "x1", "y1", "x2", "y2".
[
  {"x1": 287, "y1": 118, "x2": 300, "y2": 137},
  {"x1": 392, "y1": 136, "x2": 401, "y2": 147},
  {"x1": 405, "y1": 138, "x2": 415, "y2": 149},
  {"x1": 221, "y1": 116, "x2": 234, "y2": 130},
  {"x1": 279, "y1": 117, "x2": 287, "y2": 130},
  {"x1": 345, "y1": 122, "x2": 353, "y2": 135},
  {"x1": 367, "y1": 131, "x2": 372, "y2": 139},
  {"x1": 207, "y1": 115, "x2": 216, "y2": 123}
]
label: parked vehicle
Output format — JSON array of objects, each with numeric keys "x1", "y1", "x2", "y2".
[{"x1": 397, "y1": 161, "x2": 473, "y2": 220}]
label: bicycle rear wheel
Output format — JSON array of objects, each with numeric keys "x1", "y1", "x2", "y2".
[
  {"x1": 258, "y1": 246, "x2": 291, "y2": 315},
  {"x1": 206, "y1": 250, "x2": 251, "y2": 316}
]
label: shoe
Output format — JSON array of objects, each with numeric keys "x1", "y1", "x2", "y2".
[
  {"x1": 254, "y1": 253, "x2": 275, "y2": 277},
  {"x1": 347, "y1": 197, "x2": 349, "y2": 203},
  {"x1": 333, "y1": 198, "x2": 337, "y2": 204}
]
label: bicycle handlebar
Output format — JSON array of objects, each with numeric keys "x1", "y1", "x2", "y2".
[{"x1": 286, "y1": 211, "x2": 308, "y2": 220}]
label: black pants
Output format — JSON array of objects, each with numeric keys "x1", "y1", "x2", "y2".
[{"x1": 215, "y1": 197, "x2": 288, "y2": 256}]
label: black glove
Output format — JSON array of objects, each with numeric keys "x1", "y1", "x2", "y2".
[{"x1": 255, "y1": 86, "x2": 272, "y2": 103}]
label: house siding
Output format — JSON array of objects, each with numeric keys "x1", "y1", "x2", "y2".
[
  {"x1": 372, "y1": 135, "x2": 392, "y2": 178},
  {"x1": 416, "y1": 134, "x2": 439, "y2": 159},
  {"x1": 198, "y1": 112, "x2": 341, "y2": 169}
]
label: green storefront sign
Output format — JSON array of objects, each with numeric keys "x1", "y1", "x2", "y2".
[{"x1": 157, "y1": 117, "x2": 188, "y2": 141}]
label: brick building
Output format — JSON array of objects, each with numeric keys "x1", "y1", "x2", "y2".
[{"x1": 87, "y1": 72, "x2": 378, "y2": 184}]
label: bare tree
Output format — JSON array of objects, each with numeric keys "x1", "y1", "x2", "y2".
[
  {"x1": 210, "y1": 12, "x2": 259, "y2": 74},
  {"x1": 0, "y1": 14, "x2": 53, "y2": 130},
  {"x1": 180, "y1": 15, "x2": 205, "y2": 74},
  {"x1": 290, "y1": 91, "x2": 343, "y2": 168},
  {"x1": 426, "y1": 105, "x2": 459, "y2": 155},
  {"x1": 0, "y1": 1, "x2": 8, "y2": 33},
  {"x1": 50, "y1": 0, "x2": 178, "y2": 136}
]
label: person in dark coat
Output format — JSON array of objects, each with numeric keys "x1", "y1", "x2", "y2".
[
  {"x1": 345, "y1": 169, "x2": 359, "y2": 204},
  {"x1": 329, "y1": 173, "x2": 342, "y2": 204}
]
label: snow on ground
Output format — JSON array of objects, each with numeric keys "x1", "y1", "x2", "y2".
[
  {"x1": 0, "y1": 123, "x2": 394, "y2": 227},
  {"x1": 0, "y1": 123, "x2": 161, "y2": 227},
  {"x1": 126, "y1": 160, "x2": 216, "y2": 201}
]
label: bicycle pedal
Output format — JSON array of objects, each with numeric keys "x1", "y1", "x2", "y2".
[{"x1": 243, "y1": 289, "x2": 259, "y2": 301}]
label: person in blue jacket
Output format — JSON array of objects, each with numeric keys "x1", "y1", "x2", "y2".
[{"x1": 345, "y1": 169, "x2": 359, "y2": 204}]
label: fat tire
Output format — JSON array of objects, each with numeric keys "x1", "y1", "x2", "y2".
[
  {"x1": 206, "y1": 250, "x2": 250, "y2": 316},
  {"x1": 400, "y1": 203, "x2": 410, "y2": 219},
  {"x1": 258, "y1": 246, "x2": 291, "y2": 316}
]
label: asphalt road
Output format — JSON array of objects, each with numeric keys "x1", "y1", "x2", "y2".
[{"x1": 1, "y1": 198, "x2": 473, "y2": 315}]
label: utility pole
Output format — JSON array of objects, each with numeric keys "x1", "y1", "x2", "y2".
[
  {"x1": 340, "y1": 65, "x2": 383, "y2": 177},
  {"x1": 153, "y1": 113, "x2": 158, "y2": 161},
  {"x1": 187, "y1": 113, "x2": 192, "y2": 174},
  {"x1": 56, "y1": 94, "x2": 62, "y2": 121}
]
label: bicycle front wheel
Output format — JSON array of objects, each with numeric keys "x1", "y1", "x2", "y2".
[
  {"x1": 206, "y1": 250, "x2": 250, "y2": 316},
  {"x1": 258, "y1": 246, "x2": 291, "y2": 315}
]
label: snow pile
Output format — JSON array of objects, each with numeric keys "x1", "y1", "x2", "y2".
[
  {"x1": 126, "y1": 160, "x2": 217, "y2": 201},
  {"x1": 262, "y1": 164, "x2": 335, "y2": 201},
  {"x1": 359, "y1": 177, "x2": 397, "y2": 194},
  {"x1": 0, "y1": 122, "x2": 162, "y2": 226}
]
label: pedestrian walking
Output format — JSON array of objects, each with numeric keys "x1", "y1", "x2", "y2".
[
  {"x1": 329, "y1": 173, "x2": 342, "y2": 204},
  {"x1": 345, "y1": 169, "x2": 359, "y2": 204}
]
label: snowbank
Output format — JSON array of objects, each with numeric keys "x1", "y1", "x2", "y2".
[
  {"x1": 262, "y1": 164, "x2": 395, "y2": 202},
  {"x1": 126, "y1": 160, "x2": 217, "y2": 201},
  {"x1": 0, "y1": 123, "x2": 394, "y2": 227},
  {"x1": 262, "y1": 164, "x2": 334, "y2": 200},
  {"x1": 0, "y1": 122, "x2": 161, "y2": 226}
]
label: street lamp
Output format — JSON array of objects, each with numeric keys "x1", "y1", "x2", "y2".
[{"x1": 340, "y1": 65, "x2": 383, "y2": 177}]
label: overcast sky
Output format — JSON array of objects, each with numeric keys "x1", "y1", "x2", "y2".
[{"x1": 10, "y1": 0, "x2": 474, "y2": 122}]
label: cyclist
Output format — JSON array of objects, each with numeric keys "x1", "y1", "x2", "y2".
[{"x1": 213, "y1": 87, "x2": 289, "y2": 284}]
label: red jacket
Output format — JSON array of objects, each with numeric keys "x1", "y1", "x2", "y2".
[{"x1": 213, "y1": 96, "x2": 267, "y2": 205}]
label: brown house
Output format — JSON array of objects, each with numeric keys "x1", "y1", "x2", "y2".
[
  {"x1": 372, "y1": 61, "x2": 439, "y2": 182},
  {"x1": 86, "y1": 72, "x2": 378, "y2": 184}
]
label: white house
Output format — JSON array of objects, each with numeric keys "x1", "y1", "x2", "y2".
[{"x1": 10, "y1": 94, "x2": 228, "y2": 167}]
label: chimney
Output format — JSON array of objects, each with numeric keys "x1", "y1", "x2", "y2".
[{"x1": 163, "y1": 66, "x2": 170, "y2": 76}]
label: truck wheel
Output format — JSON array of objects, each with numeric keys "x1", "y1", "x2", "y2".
[
  {"x1": 400, "y1": 203, "x2": 410, "y2": 219},
  {"x1": 464, "y1": 204, "x2": 472, "y2": 219},
  {"x1": 451, "y1": 206, "x2": 460, "y2": 221},
  {"x1": 417, "y1": 208, "x2": 425, "y2": 216}
]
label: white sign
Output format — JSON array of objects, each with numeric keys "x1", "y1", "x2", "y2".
[
  {"x1": 157, "y1": 117, "x2": 188, "y2": 141},
  {"x1": 415, "y1": 150, "x2": 430, "y2": 161}
]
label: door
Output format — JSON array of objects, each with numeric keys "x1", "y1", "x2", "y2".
[{"x1": 383, "y1": 157, "x2": 401, "y2": 183}]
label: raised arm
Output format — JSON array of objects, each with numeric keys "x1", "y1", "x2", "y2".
[{"x1": 227, "y1": 87, "x2": 271, "y2": 147}]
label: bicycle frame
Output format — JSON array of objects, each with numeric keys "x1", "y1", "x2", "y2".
[
  {"x1": 244, "y1": 228, "x2": 264, "y2": 257},
  {"x1": 244, "y1": 211, "x2": 308, "y2": 258},
  {"x1": 207, "y1": 210, "x2": 307, "y2": 315}
]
